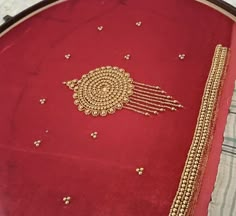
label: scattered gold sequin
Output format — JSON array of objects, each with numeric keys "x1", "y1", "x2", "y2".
[{"x1": 39, "y1": 98, "x2": 46, "y2": 104}]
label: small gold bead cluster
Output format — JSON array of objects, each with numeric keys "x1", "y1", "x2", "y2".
[
  {"x1": 65, "y1": 54, "x2": 71, "y2": 59},
  {"x1": 63, "y1": 196, "x2": 71, "y2": 205},
  {"x1": 136, "y1": 21, "x2": 142, "y2": 27},
  {"x1": 136, "y1": 167, "x2": 144, "y2": 175},
  {"x1": 39, "y1": 98, "x2": 46, "y2": 104},
  {"x1": 178, "y1": 54, "x2": 185, "y2": 60},
  {"x1": 91, "y1": 131, "x2": 98, "y2": 139},
  {"x1": 34, "y1": 140, "x2": 42, "y2": 147},
  {"x1": 169, "y1": 45, "x2": 228, "y2": 216},
  {"x1": 97, "y1": 26, "x2": 104, "y2": 31},
  {"x1": 124, "y1": 54, "x2": 131, "y2": 60}
]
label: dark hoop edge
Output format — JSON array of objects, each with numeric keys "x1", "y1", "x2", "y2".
[
  {"x1": 206, "y1": 0, "x2": 236, "y2": 16},
  {"x1": 0, "y1": 0, "x2": 60, "y2": 34}
]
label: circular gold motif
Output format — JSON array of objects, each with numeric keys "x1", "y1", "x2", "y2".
[{"x1": 72, "y1": 66, "x2": 134, "y2": 116}]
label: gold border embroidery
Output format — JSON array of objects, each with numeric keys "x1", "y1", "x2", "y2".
[{"x1": 169, "y1": 44, "x2": 229, "y2": 216}]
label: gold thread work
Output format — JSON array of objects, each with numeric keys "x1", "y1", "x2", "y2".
[
  {"x1": 63, "y1": 66, "x2": 183, "y2": 117},
  {"x1": 169, "y1": 45, "x2": 229, "y2": 216}
]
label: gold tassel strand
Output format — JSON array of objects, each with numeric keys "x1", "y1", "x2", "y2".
[
  {"x1": 134, "y1": 83, "x2": 166, "y2": 94},
  {"x1": 132, "y1": 94, "x2": 181, "y2": 110},
  {"x1": 123, "y1": 105, "x2": 150, "y2": 116},
  {"x1": 131, "y1": 82, "x2": 183, "y2": 112},
  {"x1": 129, "y1": 100, "x2": 159, "y2": 114},
  {"x1": 133, "y1": 81, "x2": 160, "y2": 90},
  {"x1": 134, "y1": 87, "x2": 172, "y2": 99},
  {"x1": 133, "y1": 91, "x2": 180, "y2": 107},
  {"x1": 131, "y1": 83, "x2": 183, "y2": 111},
  {"x1": 130, "y1": 97, "x2": 168, "y2": 111},
  {"x1": 124, "y1": 103, "x2": 156, "y2": 116}
]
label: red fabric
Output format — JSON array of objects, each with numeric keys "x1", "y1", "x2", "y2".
[
  {"x1": 194, "y1": 23, "x2": 236, "y2": 216},
  {"x1": 0, "y1": 1, "x2": 233, "y2": 215}
]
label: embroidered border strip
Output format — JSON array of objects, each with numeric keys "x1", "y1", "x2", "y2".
[{"x1": 169, "y1": 44, "x2": 229, "y2": 216}]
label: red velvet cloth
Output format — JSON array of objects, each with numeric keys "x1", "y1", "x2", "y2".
[{"x1": 0, "y1": 1, "x2": 233, "y2": 215}]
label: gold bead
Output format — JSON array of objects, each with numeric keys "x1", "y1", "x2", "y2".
[
  {"x1": 39, "y1": 98, "x2": 46, "y2": 104},
  {"x1": 91, "y1": 132, "x2": 98, "y2": 139},
  {"x1": 63, "y1": 196, "x2": 71, "y2": 204},
  {"x1": 174, "y1": 204, "x2": 179, "y2": 208},
  {"x1": 97, "y1": 26, "x2": 104, "y2": 31},
  {"x1": 178, "y1": 54, "x2": 186, "y2": 60},
  {"x1": 136, "y1": 21, "x2": 142, "y2": 27},
  {"x1": 172, "y1": 208, "x2": 177, "y2": 212},
  {"x1": 124, "y1": 54, "x2": 131, "y2": 60},
  {"x1": 65, "y1": 54, "x2": 71, "y2": 59},
  {"x1": 136, "y1": 167, "x2": 144, "y2": 175},
  {"x1": 34, "y1": 140, "x2": 42, "y2": 147}
]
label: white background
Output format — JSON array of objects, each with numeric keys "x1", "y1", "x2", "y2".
[{"x1": 224, "y1": 0, "x2": 236, "y2": 7}]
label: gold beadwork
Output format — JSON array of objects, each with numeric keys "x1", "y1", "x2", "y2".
[
  {"x1": 34, "y1": 140, "x2": 41, "y2": 147},
  {"x1": 65, "y1": 54, "x2": 71, "y2": 59},
  {"x1": 136, "y1": 21, "x2": 142, "y2": 27},
  {"x1": 91, "y1": 132, "x2": 98, "y2": 139},
  {"x1": 169, "y1": 45, "x2": 229, "y2": 216},
  {"x1": 63, "y1": 196, "x2": 71, "y2": 205},
  {"x1": 64, "y1": 66, "x2": 183, "y2": 117},
  {"x1": 136, "y1": 167, "x2": 144, "y2": 175},
  {"x1": 124, "y1": 54, "x2": 131, "y2": 60}
]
